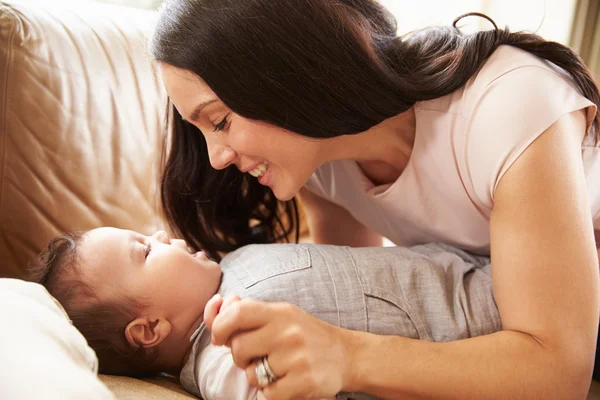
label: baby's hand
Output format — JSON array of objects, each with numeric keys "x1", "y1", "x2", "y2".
[{"x1": 203, "y1": 294, "x2": 241, "y2": 334}]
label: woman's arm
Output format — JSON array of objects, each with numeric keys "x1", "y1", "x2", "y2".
[
  {"x1": 299, "y1": 188, "x2": 382, "y2": 246},
  {"x1": 347, "y1": 110, "x2": 600, "y2": 399},
  {"x1": 210, "y1": 112, "x2": 599, "y2": 400}
]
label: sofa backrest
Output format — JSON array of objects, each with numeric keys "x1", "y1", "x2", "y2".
[{"x1": 0, "y1": 0, "x2": 168, "y2": 278}]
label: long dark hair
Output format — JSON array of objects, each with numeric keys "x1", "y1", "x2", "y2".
[
  {"x1": 151, "y1": 1, "x2": 600, "y2": 258},
  {"x1": 159, "y1": 103, "x2": 299, "y2": 261}
]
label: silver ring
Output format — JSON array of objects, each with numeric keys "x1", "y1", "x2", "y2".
[
  {"x1": 255, "y1": 360, "x2": 270, "y2": 388},
  {"x1": 261, "y1": 357, "x2": 277, "y2": 382}
]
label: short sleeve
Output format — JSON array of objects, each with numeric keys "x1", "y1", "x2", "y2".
[
  {"x1": 304, "y1": 172, "x2": 326, "y2": 198},
  {"x1": 303, "y1": 160, "x2": 354, "y2": 204},
  {"x1": 464, "y1": 65, "x2": 597, "y2": 209},
  {"x1": 304, "y1": 163, "x2": 333, "y2": 199}
]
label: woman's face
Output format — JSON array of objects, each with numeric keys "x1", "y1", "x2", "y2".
[{"x1": 160, "y1": 63, "x2": 322, "y2": 201}]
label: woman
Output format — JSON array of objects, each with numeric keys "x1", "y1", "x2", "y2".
[{"x1": 150, "y1": 0, "x2": 600, "y2": 398}]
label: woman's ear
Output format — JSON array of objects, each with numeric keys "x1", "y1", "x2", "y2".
[{"x1": 125, "y1": 317, "x2": 172, "y2": 349}]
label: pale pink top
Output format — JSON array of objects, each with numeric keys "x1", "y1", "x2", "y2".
[{"x1": 305, "y1": 45, "x2": 600, "y2": 255}]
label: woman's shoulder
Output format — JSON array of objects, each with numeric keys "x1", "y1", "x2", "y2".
[
  {"x1": 415, "y1": 46, "x2": 564, "y2": 116},
  {"x1": 457, "y1": 44, "x2": 594, "y2": 133},
  {"x1": 458, "y1": 45, "x2": 586, "y2": 117},
  {"x1": 469, "y1": 45, "x2": 566, "y2": 91},
  {"x1": 457, "y1": 45, "x2": 596, "y2": 208},
  {"x1": 462, "y1": 44, "x2": 594, "y2": 122}
]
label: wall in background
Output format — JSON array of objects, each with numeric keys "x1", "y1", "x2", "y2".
[
  {"x1": 380, "y1": 0, "x2": 576, "y2": 44},
  {"x1": 90, "y1": 0, "x2": 576, "y2": 45}
]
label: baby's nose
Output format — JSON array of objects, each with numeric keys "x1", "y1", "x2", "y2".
[{"x1": 172, "y1": 238, "x2": 188, "y2": 250}]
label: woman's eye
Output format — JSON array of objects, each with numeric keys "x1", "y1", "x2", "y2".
[
  {"x1": 213, "y1": 115, "x2": 229, "y2": 132},
  {"x1": 144, "y1": 244, "x2": 152, "y2": 259}
]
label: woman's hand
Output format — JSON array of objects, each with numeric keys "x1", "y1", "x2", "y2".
[{"x1": 204, "y1": 294, "x2": 354, "y2": 400}]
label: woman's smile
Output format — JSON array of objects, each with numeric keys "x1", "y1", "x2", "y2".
[{"x1": 257, "y1": 163, "x2": 272, "y2": 186}]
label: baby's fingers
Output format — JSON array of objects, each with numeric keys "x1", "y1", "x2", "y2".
[
  {"x1": 203, "y1": 294, "x2": 223, "y2": 331},
  {"x1": 221, "y1": 294, "x2": 242, "y2": 311},
  {"x1": 204, "y1": 294, "x2": 242, "y2": 332}
]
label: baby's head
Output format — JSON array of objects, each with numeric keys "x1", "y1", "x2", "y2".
[{"x1": 28, "y1": 227, "x2": 222, "y2": 376}]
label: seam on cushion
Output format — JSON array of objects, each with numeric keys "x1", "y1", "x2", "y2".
[{"x1": 0, "y1": 6, "x2": 18, "y2": 222}]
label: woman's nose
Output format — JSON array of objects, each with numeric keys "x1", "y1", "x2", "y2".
[{"x1": 208, "y1": 144, "x2": 236, "y2": 170}]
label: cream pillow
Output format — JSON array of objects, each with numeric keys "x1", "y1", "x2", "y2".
[{"x1": 0, "y1": 278, "x2": 114, "y2": 400}]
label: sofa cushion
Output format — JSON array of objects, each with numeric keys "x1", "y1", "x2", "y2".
[
  {"x1": 0, "y1": 0, "x2": 167, "y2": 278},
  {"x1": 0, "y1": 278, "x2": 114, "y2": 399},
  {"x1": 100, "y1": 374, "x2": 197, "y2": 399}
]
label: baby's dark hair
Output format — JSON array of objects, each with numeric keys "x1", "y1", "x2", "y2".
[{"x1": 27, "y1": 232, "x2": 159, "y2": 377}]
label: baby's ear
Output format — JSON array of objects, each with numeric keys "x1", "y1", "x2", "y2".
[{"x1": 125, "y1": 317, "x2": 171, "y2": 349}]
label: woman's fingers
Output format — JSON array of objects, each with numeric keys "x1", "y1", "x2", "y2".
[
  {"x1": 210, "y1": 297, "x2": 272, "y2": 346},
  {"x1": 229, "y1": 326, "x2": 281, "y2": 368},
  {"x1": 245, "y1": 353, "x2": 287, "y2": 390}
]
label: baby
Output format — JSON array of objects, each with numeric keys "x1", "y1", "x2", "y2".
[{"x1": 29, "y1": 227, "x2": 502, "y2": 400}]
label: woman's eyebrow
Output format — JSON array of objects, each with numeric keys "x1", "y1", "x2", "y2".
[{"x1": 189, "y1": 99, "x2": 218, "y2": 122}]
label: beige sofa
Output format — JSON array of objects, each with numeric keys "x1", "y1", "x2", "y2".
[
  {"x1": 0, "y1": 0, "x2": 194, "y2": 397},
  {"x1": 0, "y1": 0, "x2": 598, "y2": 398}
]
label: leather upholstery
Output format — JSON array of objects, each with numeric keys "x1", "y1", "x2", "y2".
[{"x1": 0, "y1": 0, "x2": 167, "y2": 278}]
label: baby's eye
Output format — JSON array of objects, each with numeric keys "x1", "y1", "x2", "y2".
[{"x1": 144, "y1": 244, "x2": 152, "y2": 259}]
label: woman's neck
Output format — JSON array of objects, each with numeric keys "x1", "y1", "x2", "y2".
[{"x1": 321, "y1": 107, "x2": 416, "y2": 185}]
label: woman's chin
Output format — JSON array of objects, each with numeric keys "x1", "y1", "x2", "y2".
[
  {"x1": 273, "y1": 186, "x2": 298, "y2": 202},
  {"x1": 275, "y1": 192, "x2": 294, "y2": 202}
]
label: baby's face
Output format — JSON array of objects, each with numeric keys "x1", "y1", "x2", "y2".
[{"x1": 78, "y1": 227, "x2": 222, "y2": 334}]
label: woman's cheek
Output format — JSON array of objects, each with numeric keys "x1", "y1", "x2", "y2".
[{"x1": 228, "y1": 122, "x2": 257, "y2": 150}]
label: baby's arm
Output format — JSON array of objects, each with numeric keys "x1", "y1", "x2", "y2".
[
  {"x1": 197, "y1": 344, "x2": 334, "y2": 400},
  {"x1": 196, "y1": 343, "x2": 261, "y2": 400}
]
